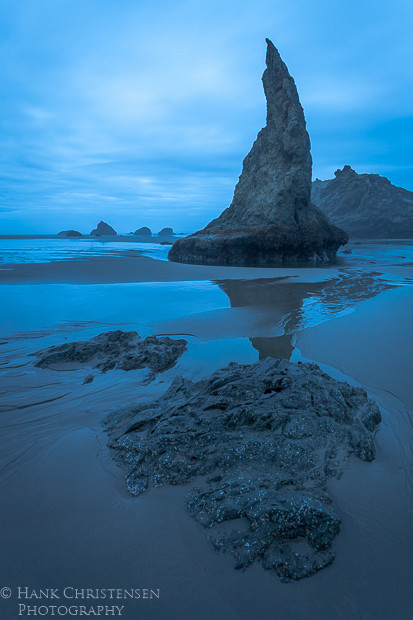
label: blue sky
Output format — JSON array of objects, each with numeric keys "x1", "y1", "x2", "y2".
[{"x1": 0, "y1": 0, "x2": 412, "y2": 234}]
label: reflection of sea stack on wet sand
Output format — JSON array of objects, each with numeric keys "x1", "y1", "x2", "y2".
[
  {"x1": 217, "y1": 278, "x2": 321, "y2": 359},
  {"x1": 169, "y1": 39, "x2": 348, "y2": 266},
  {"x1": 217, "y1": 273, "x2": 394, "y2": 359}
]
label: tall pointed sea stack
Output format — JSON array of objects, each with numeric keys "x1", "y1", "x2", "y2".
[{"x1": 169, "y1": 39, "x2": 348, "y2": 265}]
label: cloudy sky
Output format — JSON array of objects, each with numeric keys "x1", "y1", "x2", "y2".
[{"x1": 1, "y1": 0, "x2": 412, "y2": 234}]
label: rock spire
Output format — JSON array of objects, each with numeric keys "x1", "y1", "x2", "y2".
[{"x1": 169, "y1": 39, "x2": 348, "y2": 265}]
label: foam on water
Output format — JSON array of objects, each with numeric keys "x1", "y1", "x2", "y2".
[{"x1": 0, "y1": 237, "x2": 173, "y2": 264}]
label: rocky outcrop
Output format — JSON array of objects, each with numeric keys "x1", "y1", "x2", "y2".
[
  {"x1": 312, "y1": 165, "x2": 413, "y2": 238},
  {"x1": 32, "y1": 330, "x2": 187, "y2": 377},
  {"x1": 104, "y1": 357, "x2": 381, "y2": 582},
  {"x1": 57, "y1": 230, "x2": 82, "y2": 237},
  {"x1": 90, "y1": 221, "x2": 117, "y2": 236},
  {"x1": 169, "y1": 39, "x2": 348, "y2": 266},
  {"x1": 158, "y1": 227, "x2": 174, "y2": 236},
  {"x1": 133, "y1": 227, "x2": 152, "y2": 236}
]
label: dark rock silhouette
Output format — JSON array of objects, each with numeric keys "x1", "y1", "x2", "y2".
[
  {"x1": 90, "y1": 221, "x2": 117, "y2": 236},
  {"x1": 250, "y1": 335, "x2": 295, "y2": 361},
  {"x1": 169, "y1": 39, "x2": 347, "y2": 266},
  {"x1": 133, "y1": 227, "x2": 152, "y2": 236},
  {"x1": 105, "y1": 357, "x2": 380, "y2": 581},
  {"x1": 32, "y1": 330, "x2": 187, "y2": 378},
  {"x1": 159, "y1": 227, "x2": 174, "y2": 236},
  {"x1": 312, "y1": 165, "x2": 413, "y2": 238},
  {"x1": 57, "y1": 230, "x2": 82, "y2": 237}
]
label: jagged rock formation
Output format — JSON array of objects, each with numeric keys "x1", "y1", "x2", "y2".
[
  {"x1": 312, "y1": 165, "x2": 413, "y2": 238},
  {"x1": 133, "y1": 227, "x2": 152, "y2": 236},
  {"x1": 90, "y1": 221, "x2": 117, "y2": 236},
  {"x1": 169, "y1": 39, "x2": 348, "y2": 266},
  {"x1": 57, "y1": 230, "x2": 82, "y2": 237},
  {"x1": 104, "y1": 358, "x2": 381, "y2": 582},
  {"x1": 158, "y1": 227, "x2": 174, "y2": 236},
  {"x1": 32, "y1": 331, "x2": 187, "y2": 377}
]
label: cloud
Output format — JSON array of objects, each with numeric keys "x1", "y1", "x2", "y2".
[{"x1": 0, "y1": 0, "x2": 412, "y2": 234}]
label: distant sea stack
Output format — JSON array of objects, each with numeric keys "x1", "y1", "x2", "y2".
[
  {"x1": 169, "y1": 39, "x2": 348, "y2": 266},
  {"x1": 159, "y1": 227, "x2": 174, "y2": 236},
  {"x1": 312, "y1": 166, "x2": 413, "y2": 239},
  {"x1": 133, "y1": 227, "x2": 152, "y2": 236},
  {"x1": 57, "y1": 230, "x2": 82, "y2": 237},
  {"x1": 90, "y1": 221, "x2": 117, "y2": 236}
]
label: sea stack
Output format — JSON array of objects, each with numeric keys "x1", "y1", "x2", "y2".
[
  {"x1": 133, "y1": 227, "x2": 152, "y2": 236},
  {"x1": 57, "y1": 230, "x2": 82, "y2": 237},
  {"x1": 90, "y1": 221, "x2": 117, "y2": 236},
  {"x1": 169, "y1": 39, "x2": 348, "y2": 266},
  {"x1": 312, "y1": 165, "x2": 413, "y2": 238},
  {"x1": 159, "y1": 227, "x2": 174, "y2": 236}
]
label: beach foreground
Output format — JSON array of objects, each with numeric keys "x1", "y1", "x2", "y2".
[{"x1": 0, "y1": 239, "x2": 412, "y2": 619}]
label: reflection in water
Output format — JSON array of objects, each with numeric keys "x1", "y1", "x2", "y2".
[
  {"x1": 216, "y1": 271, "x2": 395, "y2": 360},
  {"x1": 250, "y1": 334, "x2": 295, "y2": 360},
  {"x1": 216, "y1": 277, "x2": 320, "y2": 360}
]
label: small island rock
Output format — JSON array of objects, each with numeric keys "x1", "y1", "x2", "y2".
[
  {"x1": 133, "y1": 227, "x2": 152, "y2": 236},
  {"x1": 90, "y1": 221, "x2": 117, "y2": 236},
  {"x1": 57, "y1": 230, "x2": 82, "y2": 237}
]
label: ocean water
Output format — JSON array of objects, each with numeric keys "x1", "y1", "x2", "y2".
[
  {"x1": 1, "y1": 239, "x2": 412, "y2": 355},
  {"x1": 0, "y1": 237, "x2": 174, "y2": 264},
  {"x1": 1, "y1": 236, "x2": 412, "y2": 268}
]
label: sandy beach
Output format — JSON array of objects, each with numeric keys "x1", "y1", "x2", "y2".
[
  {"x1": 2, "y1": 0, "x2": 413, "y2": 616},
  {"x1": 1, "y1": 238, "x2": 412, "y2": 619}
]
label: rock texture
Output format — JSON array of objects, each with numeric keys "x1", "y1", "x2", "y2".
[
  {"x1": 312, "y1": 165, "x2": 413, "y2": 238},
  {"x1": 169, "y1": 39, "x2": 348, "y2": 266},
  {"x1": 104, "y1": 358, "x2": 381, "y2": 582},
  {"x1": 90, "y1": 221, "x2": 117, "y2": 236},
  {"x1": 33, "y1": 330, "x2": 187, "y2": 377},
  {"x1": 133, "y1": 227, "x2": 152, "y2": 236},
  {"x1": 158, "y1": 227, "x2": 174, "y2": 236},
  {"x1": 57, "y1": 230, "x2": 82, "y2": 237}
]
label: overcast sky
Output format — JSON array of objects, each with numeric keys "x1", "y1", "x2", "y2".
[{"x1": 1, "y1": 0, "x2": 412, "y2": 234}]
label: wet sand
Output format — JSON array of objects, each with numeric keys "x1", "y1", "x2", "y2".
[
  {"x1": 0, "y1": 242, "x2": 412, "y2": 619},
  {"x1": 0, "y1": 252, "x2": 341, "y2": 285}
]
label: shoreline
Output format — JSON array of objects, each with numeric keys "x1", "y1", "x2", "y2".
[
  {"x1": 1, "y1": 237, "x2": 412, "y2": 286},
  {"x1": 0, "y1": 242, "x2": 412, "y2": 618},
  {"x1": 0, "y1": 253, "x2": 342, "y2": 285},
  {"x1": 0, "y1": 234, "x2": 180, "y2": 241}
]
